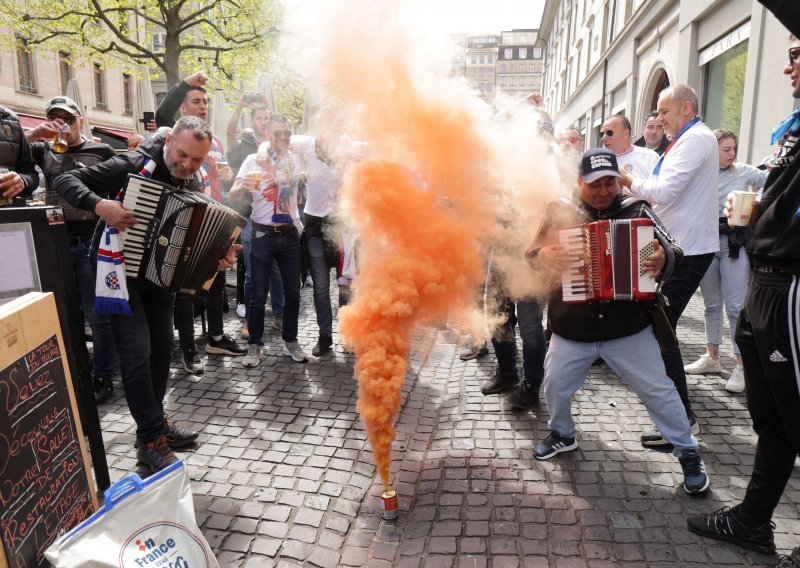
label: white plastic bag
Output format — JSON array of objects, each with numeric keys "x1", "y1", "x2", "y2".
[{"x1": 45, "y1": 461, "x2": 219, "y2": 568}]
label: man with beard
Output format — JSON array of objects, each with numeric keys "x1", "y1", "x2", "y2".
[
  {"x1": 156, "y1": 72, "x2": 243, "y2": 375},
  {"x1": 54, "y1": 116, "x2": 237, "y2": 473}
]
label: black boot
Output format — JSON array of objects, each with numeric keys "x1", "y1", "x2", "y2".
[
  {"x1": 508, "y1": 382, "x2": 540, "y2": 411},
  {"x1": 94, "y1": 376, "x2": 113, "y2": 404},
  {"x1": 481, "y1": 369, "x2": 519, "y2": 395},
  {"x1": 312, "y1": 334, "x2": 333, "y2": 357}
]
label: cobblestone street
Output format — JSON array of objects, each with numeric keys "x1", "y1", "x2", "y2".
[{"x1": 96, "y1": 284, "x2": 800, "y2": 567}]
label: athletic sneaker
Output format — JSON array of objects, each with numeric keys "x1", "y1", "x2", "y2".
[
  {"x1": 684, "y1": 353, "x2": 722, "y2": 374},
  {"x1": 678, "y1": 449, "x2": 710, "y2": 494},
  {"x1": 283, "y1": 341, "x2": 309, "y2": 362},
  {"x1": 240, "y1": 325, "x2": 249, "y2": 340},
  {"x1": 182, "y1": 348, "x2": 205, "y2": 374},
  {"x1": 641, "y1": 415, "x2": 700, "y2": 447},
  {"x1": 508, "y1": 382, "x2": 540, "y2": 412},
  {"x1": 687, "y1": 505, "x2": 776, "y2": 555},
  {"x1": 775, "y1": 548, "x2": 800, "y2": 568},
  {"x1": 533, "y1": 431, "x2": 578, "y2": 460},
  {"x1": 271, "y1": 317, "x2": 283, "y2": 330},
  {"x1": 206, "y1": 333, "x2": 247, "y2": 356},
  {"x1": 242, "y1": 344, "x2": 266, "y2": 368},
  {"x1": 725, "y1": 364, "x2": 746, "y2": 394}
]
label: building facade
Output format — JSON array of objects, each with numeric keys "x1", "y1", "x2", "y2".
[
  {"x1": 539, "y1": 0, "x2": 797, "y2": 165},
  {"x1": 495, "y1": 29, "x2": 545, "y2": 103},
  {"x1": 462, "y1": 29, "x2": 545, "y2": 106},
  {"x1": 465, "y1": 35, "x2": 500, "y2": 103}
]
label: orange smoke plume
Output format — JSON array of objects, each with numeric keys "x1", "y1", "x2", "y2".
[{"x1": 287, "y1": 0, "x2": 563, "y2": 489}]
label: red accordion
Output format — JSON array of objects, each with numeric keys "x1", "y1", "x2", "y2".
[{"x1": 558, "y1": 218, "x2": 657, "y2": 303}]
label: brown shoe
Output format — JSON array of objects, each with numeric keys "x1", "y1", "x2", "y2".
[{"x1": 136, "y1": 436, "x2": 179, "y2": 473}]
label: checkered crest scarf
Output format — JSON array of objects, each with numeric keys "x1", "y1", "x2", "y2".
[{"x1": 94, "y1": 158, "x2": 156, "y2": 315}]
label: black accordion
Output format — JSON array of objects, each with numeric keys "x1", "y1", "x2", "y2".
[{"x1": 121, "y1": 174, "x2": 246, "y2": 294}]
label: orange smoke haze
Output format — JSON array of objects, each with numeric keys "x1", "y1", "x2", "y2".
[{"x1": 284, "y1": 0, "x2": 568, "y2": 488}]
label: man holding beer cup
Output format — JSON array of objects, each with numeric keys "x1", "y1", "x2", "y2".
[
  {"x1": 687, "y1": 14, "x2": 800, "y2": 563},
  {"x1": 25, "y1": 96, "x2": 119, "y2": 404}
]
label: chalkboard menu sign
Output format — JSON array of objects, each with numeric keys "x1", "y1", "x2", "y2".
[{"x1": 0, "y1": 292, "x2": 97, "y2": 568}]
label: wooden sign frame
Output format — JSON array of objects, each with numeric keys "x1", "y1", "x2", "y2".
[{"x1": 0, "y1": 292, "x2": 98, "y2": 568}]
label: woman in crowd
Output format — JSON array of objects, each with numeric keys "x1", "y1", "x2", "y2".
[{"x1": 683, "y1": 129, "x2": 767, "y2": 393}]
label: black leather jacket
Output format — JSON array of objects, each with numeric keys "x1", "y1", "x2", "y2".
[{"x1": 0, "y1": 105, "x2": 39, "y2": 195}]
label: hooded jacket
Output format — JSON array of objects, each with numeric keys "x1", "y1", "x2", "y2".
[{"x1": 0, "y1": 105, "x2": 40, "y2": 195}]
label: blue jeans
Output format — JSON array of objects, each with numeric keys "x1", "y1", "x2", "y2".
[
  {"x1": 110, "y1": 279, "x2": 174, "y2": 443},
  {"x1": 71, "y1": 241, "x2": 115, "y2": 378},
  {"x1": 699, "y1": 236, "x2": 749, "y2": 356},
  {"x1": 242, "y1": 221, "x2": 284, "y2": 318},
  {"x1": 660, "y1": 253, "x2": 714, "y2": 412},
  {"x1": 544, "y1": 327, "x2": 698, "y2": 455},
  {"x1": 489, "y1": 296, "x2": 546, "y2": 388},
  {"x1": 248, "y1": 227, "x2": 301, "y2": 345},
  {"x1": 307, "y1": 235, "x2": 333, "y2": 336}
]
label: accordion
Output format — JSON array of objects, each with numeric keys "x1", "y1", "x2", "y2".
[
  {"x1": 559, "y1": 218, "x2": 657, "y2": 303},
  {"x1": 120, "y1": 174, "x2": 246, "y2": 294}
]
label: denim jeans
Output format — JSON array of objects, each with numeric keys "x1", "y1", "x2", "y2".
[
  {"x1": 71, "y1": 241, "x2": 115, "y2": 378},
  {"x1": 174, "y1": 270, "x2": 226, "y2": 350},
  {"x1": 490, "y1": 297, "x2": 546, "y2": 388},
  {"x1": 660, "y1": 253, "x2": 714, "y2": 411},
  {"x1": 699, "y1": 236, "x2": 749, "y2": 356},
  {"x1": 544, "y1": 327, "x2": 698, "y2": 455},
  {"x1": 110, "y1": 279, "x2": 174, "y2": 443},
  {"x1": 241, "y1": 221, "x2": 284, "y2": 318},
  {"x1": 248, "y1": 227, "x2": 301, "y2": 345},
  {"x1": 307, "y1": 234, "x2": 333, "y2": 336}
]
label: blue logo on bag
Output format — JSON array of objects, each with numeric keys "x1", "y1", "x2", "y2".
[{"x1": 120, "y1": 523, "x2": 211, "y2": 567}]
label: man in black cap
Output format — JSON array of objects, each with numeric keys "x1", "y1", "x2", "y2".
[
  {"x1": 524, "y1": 148, "x2": 710, "y2": 495},
  {"x1": 26, "y1": 96, "x2": 117, "y2": 403}
]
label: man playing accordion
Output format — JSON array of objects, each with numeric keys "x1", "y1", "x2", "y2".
[{"x1": 525, "y1": 147, "x2": 711, "y2": 495}]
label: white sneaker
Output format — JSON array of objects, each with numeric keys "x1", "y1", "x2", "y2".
[
  {"x1": 242, "y1": 344, "x2": 266, "y2": 367},
  {"x1": 283, "y1": 341, "x2": 309, "y2": 362},
  {"x1": 684, "y1": 353, "x2": 722, "y2": 375},
  {"x1": 725, "y1": 364, "x2": 745, "y2": 393},
  {"x1": 236, "y1": 303, "x2": 246, "y2": 318}
]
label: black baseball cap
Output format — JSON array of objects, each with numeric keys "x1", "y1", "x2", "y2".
[
  {"x1": 579, "y1": 148, "x2": 620, "y2": 183},
  {"x1": 46, "y1": 96, "x2": 81, "y2": 117}
]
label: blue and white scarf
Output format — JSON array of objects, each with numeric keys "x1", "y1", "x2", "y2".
[{"x1": 94, "y1": 159, "x2": 157, "y2": 315}]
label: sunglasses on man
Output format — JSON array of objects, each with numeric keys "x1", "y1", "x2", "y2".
[
  {"x1": 601, "y1": 129, "x2": 615, "y2": 137},
  {"x1": 48, "y1": 114, "x2": 76, "y2": 125},
  {"x1": 789, "y1": 46, "x2": 800, "y2": 66}
]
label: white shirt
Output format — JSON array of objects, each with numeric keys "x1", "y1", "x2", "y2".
[
  {"x1": 616, "y1": 145, "x2": 658, "y2": 179},
  {"x1": 291, "y1": 135, "x2": 340, "y2": 218},
  {"x1": 236, "y1": 153, "x2": 300, "y2": 226},
  {"x1": 630, "y1": 121, "x2": 719, "y2": 255}
]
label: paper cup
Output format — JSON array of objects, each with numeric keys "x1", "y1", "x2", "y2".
[{"x1": 730, "y1": 191, "x2": 757, "y2": 227}]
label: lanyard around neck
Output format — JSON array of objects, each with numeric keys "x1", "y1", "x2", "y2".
[{"x1": 651, "y1": 117, "x2": 700, "y2": 176}]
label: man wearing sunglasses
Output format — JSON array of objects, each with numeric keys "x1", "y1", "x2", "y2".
[
  {"x1": 618, "y1": 84, "x2": 719, "y2": 448},
  {"x1": 601, "y1": 114, "x2": 658, "y2": 179},
  {"x1": 25, "y1": 96, "x2": 118, "y2": 405},
  {"x1": 687, "y1": 25, "x2": 800, "y2": 566},
  {"x1": 232, "y1": 115, "x2": 309, "y2": 367}
]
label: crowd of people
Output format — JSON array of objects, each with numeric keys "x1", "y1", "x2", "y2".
[{"x1": 0, "y1": 0, "x2": 798, "y2": 562}]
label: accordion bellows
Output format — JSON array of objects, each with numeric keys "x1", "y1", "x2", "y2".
[{"x1": 121, "y1": 174, "x2": 246, "y2": 295}]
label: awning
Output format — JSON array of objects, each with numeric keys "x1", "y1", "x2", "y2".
[
  {"x1": 93, "y1": 126, "x2": 135, "y2": 140},
  {"x1": 91, "y1": 127, "x2": 132, "y2": 150},
  {"x1": 16, "y1": 113, "x2": 46, "y2": 131}
]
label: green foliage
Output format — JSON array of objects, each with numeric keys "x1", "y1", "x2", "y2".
[{"x1": 0, "y1": 0, "x2": 283, "y2": 89}]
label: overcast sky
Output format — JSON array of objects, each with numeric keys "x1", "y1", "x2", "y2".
[{"x1": 415, "y1": 0, "x2": 546, "y2": 34}]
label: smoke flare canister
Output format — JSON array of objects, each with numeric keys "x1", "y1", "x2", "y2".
[{"x1": 380, "y1": 490, "x2": 399, "y2": 520}]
